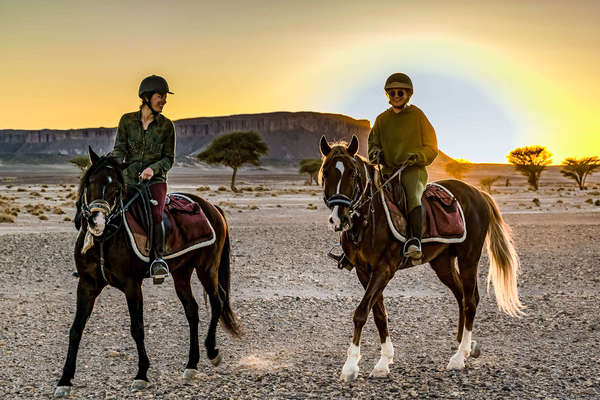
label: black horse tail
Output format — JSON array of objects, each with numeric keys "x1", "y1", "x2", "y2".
[{"x1": 214, "y1": 206, "x2": 241, "y2": 337}]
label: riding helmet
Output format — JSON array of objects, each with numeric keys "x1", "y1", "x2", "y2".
[
  {"x1": 138, "y1": 75, "x2": 174, "y2": 98},
  {"x1": 384, "y1": 73, "x2": 413, "y2": 91}
]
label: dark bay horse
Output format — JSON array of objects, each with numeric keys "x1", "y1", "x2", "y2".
[
  {"x1": 54, "y1": 148, "x2": 240, "y2": 398},
  {"x1": 319, "y1": 136, "x2": 524, "y2": 381}
]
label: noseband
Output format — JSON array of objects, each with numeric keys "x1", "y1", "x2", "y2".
[{"x1": 79, "y1": 185, "x2": 123, "y2": 229}]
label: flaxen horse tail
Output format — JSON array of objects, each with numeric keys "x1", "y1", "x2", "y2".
[
  {"x1": 214, "y1": 206, "x2": 242, "y2": 337},
  {"x1": 481, "y1": 191, "x2": 525, "y2": 317}
]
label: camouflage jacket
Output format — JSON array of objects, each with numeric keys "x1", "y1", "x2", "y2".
[{"x1": 110, "y1": 110, "x2": 176, "y2": 185}]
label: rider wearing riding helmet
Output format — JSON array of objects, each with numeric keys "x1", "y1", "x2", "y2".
[
  {"x1": 368, "y1": 73, "x2": 438, "y2": 261},
  {"x1": 110, "y1": 74, "x2": 176, "y2": 283}
]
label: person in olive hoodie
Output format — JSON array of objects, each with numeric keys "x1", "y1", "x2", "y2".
[
  {"x1": 111, "y1": 74, "x2": 176, "y2": 282},
  {"x1": 368, "y1": 73, "x2": 438, "y2": 261}
]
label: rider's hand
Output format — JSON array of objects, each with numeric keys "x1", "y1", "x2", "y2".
[
  {"x1": 370, "y1": 150, "x2": 385, "y2": 165},
  {"x1": 406, "y1": 153, "x2": 418, "y2": 166},
  {"x1": 140, "y1": 167, "x2": 154, "y2": 181}
]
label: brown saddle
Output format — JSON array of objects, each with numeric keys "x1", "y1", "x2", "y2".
[
  {"x1": 124, "y1": 193, "x2": 215, "y2": 261},
  {"x1": 382, "y1": 182, "x2": 466, "y2": 243}
]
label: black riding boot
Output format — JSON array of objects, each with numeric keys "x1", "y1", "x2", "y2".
[
  {"x1": 404, "y1": 206, "x2": 423, "y2": 262},
  {"x1": 150, "y1": 221, "x2": 169, "y2": 284}
]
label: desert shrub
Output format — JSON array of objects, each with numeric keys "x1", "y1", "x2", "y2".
[
  {"x1": 217, "y1": 186, "x2": 228, "y2": 192},
  {"x1": 52, "y1": 206, "x2": 65, "y2": 214},
  {"x1": 38, "y1": 215, "x2": 48, "y2": 220},
  {"x1": 17, "y1": 188, "x2": 27, "y2": 192},
  {"x1": 44, "y1": 197, "x2": 52, "y2": 200},
  {"x1": 585, "y1": 198, "x2": 594, "y2": 204},
  {"x1": 6, "y1": 185, "x2": 13, "y2": 189},
  {"x1": 41, "y1": 184, "x2": 48, "y2": 188},
  {"x1": 255, "y1": 186, "x2": 270, "y2": 191},
  {"x1": 248, "y1": 205, "x2": 259, "y2": 210},
  {"x1": 64, "y1": 217, "x2": 72, "y2": 222},
  {"x1": 532, "y1": 198, "x2": 541, "y2": 207},
  {"x1": 556, "y1": 200, "x2": 563, "y2": 204},
  {"x1": 444, "y1": 159, "x2": 473, "y2": 180},
  {"x1": 307, "y1": 203, "x2": 317, "y2": 210},
  {"x1": 30, "y1": 192, "x2": 41, "y2": 197},
  {"x1": 196, "y1": 186, "x2": 210, "y2": 192},
  {"x1": 595, "y1": 200, "x2": 600, "y2": 206},
  {"x1": 276, "y1": 204, "x2": 282, "y2": 208},
  {"x1": 589, "y1": 191, "x2": 600, "y2": 196},
  {"x1": 0, "y1": 213, "x2": 15, "y2": 223},
  {"x1": 40, "y1": 188, "x2": 46, "y2": 192}
]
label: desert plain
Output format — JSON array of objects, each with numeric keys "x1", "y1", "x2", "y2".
[{"x1": 0, "y1": 163, "x2": 599, "y2": 399}]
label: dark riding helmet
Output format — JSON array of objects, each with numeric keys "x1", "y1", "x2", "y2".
[
  {"x1": 138, "y1": 75, "x2": 174, "y2": 98},
  {"x1": 385, "y1": 73, "x2": 413, "y2": 92}
]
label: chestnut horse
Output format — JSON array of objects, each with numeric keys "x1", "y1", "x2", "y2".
[
  {"x1": 319, "y1": 136, "x2": 523, "y2": 381},
  {"x1": 54, "y1": 148, "x2": 240, "y2": 397}
]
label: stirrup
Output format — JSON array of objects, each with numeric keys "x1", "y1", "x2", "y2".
[
  {"x1": 150, "y1": 258, "x2": 169, "y2": 285},
  {"x1": 403, "y1": 237, "x2": 422, "y2": 260}
]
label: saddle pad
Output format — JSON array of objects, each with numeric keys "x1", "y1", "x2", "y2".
[
  {"x1": 124, "y1": 193, "x2": 216, "y2": 262},
  {"x1": 381, "y1": 182, "x2": 466, "y2": 244}
]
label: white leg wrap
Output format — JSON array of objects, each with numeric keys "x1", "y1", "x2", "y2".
[
  {"x1": 340, "y1": 344, "x2": 361, "y2": 381},
  {"x1": 370, "y1": 337, "x2": 394, "y2": 378},
  {"x1": 447, "y1": 328, "x2": 472, "y2": 370}
]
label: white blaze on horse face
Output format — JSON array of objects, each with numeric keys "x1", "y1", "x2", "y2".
[
  {"x1": 447, "y1": 326, "x2": 472, "y2": 370},
  {"x1": 335, "y1": 161, "x2": 345, "y2": 194},
  {"x1": 89, "y1": 213, "x2": 106, "y2": 236},
  {"x1": 327, "y1": 161, "x2": 345, "y2": 231}
]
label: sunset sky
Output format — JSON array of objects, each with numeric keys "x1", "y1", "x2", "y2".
[{"x1": 1, "y1": 0, "x2": 599, "y2": 163}]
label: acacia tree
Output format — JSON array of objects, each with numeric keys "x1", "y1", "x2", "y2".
[
  {"x1": 507, "y1": 146, "x2": 552, "y2": 190},
  {"x1": 70, "y1": 155, "x2": 91, "y2": 175},
  {"x1": 196, "y1": 131, "x2": 268, "y2": 192},
  {"x1": 443, "y1": 159, "x2": 473, "y2": 180},
  {"x1": 560, "y1": 156, "x2": 600, "y2": 190},
  {"x1": 299, "y1": 158, "x2": 322, "y2": 185}
]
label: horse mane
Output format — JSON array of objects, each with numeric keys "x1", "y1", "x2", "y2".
[{"x1": 77, "y1": 156, "x2": 126, "y2": 200}]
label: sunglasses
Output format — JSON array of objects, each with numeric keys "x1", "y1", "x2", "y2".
[{"x1": 386, "y1": 89, "x2": 406, "y2": 98}]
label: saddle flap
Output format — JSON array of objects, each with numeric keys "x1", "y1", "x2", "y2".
[
  {"x1": 124, "y1": 192, "x2": 216, "y2": 261},
  {"x1": 381, "y1": 182, "x2": 466, "y2": 243}
]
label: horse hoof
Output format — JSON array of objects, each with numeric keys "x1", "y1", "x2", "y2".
[
  {"x1": 340, "y1": 369, "x2": 359, "y2": 382},
  {"x1": 54, "y1": 386, "x2": 71, "y2": 398},
  {"x1": 210, "y1": 352, "x2": 223, "y2": 366},
  {"x1": 470, "y1": 341, "x2": 481, "y2": 358},
  {"x1": 182, "y1": 368, "x2": 198, "y2": 381},
  {"x1": 369, "y1": 367, "x2": 390, "y2": 379},
  {"x1": 446, "y1": 356, "x2": 465, "y2": 370},
  {"x1": 131, "y1": 379, "x2": 149, "y2": 392}
]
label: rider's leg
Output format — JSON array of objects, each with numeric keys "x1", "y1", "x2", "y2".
[
  {"x1": 149, "y1": 182, "x2": 169, "y2": 282},
  {"x1": 401, "y1": 167, "x2": 427, "y2": 259}
]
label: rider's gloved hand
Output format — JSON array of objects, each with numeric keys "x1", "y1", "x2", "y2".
[
  {"x1": 405, "y1": 153, "x2": 418, "y2": 167},
  {"x1": 370, "y1": 150, "x2": 385, "y2": 165}
]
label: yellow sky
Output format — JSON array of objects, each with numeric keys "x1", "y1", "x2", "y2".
[{"x1": 1, "y1": 0, "x2": 599, "y2": 162}]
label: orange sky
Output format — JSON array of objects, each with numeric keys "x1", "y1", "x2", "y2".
[{"x1": 1, "y1": 1, "x2": 599, "y2": 163}]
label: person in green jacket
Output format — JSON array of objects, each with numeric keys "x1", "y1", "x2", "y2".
[
  {"x1": 368, "y1": 73, "x2": 438, "y2": 261},
  {"x1": 111, "y1": 74, "x2": 176, "y2": 283}
]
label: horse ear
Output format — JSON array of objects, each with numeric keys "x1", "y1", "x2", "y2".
[
  {"x1": 88, "y1": 146, "x2": 100, "y2": 165},
  {"x1": 320, "y1": 135, "x2": 331, "y2": 156},
  {"x1": 347, "y1": 135, "x2": 359, "y2": 156}
]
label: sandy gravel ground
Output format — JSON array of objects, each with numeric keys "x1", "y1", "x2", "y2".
[{"x1": 0, "y1": 172, "x2": 599, "y2": 399}]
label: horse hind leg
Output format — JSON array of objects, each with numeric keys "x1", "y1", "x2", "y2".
[
  {"x1": 447, "y1": 255, "x2": 481, "y2": 370},
  {"x1": 172, "y1": 266, "x2": 201, "y2": 381},
  {"x1": 197, "y1": 264, "x2": 223, "y2": 366}
]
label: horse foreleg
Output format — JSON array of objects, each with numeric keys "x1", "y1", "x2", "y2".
[
  {"x1": 55, "y1": 278, "x2": 104, "y2": 398},
  {"x1": 369, "y1": 298, "x2": 394, "y2": 378},
  {"x1": 125, "y1": 284, "x2": 150, "y2": 391},
  {"x1": 341, "y1": 270, "x2": 391, "y2": 382},
  {"x1": 356, "y1": 269, "x2": 394, "y2": 379},
  {"x1": 173, "y1": 268, "x2": 201, "y2": 381}
]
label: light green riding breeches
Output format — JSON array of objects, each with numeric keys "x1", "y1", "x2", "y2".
[{"x1": 400, "y1": 166, "x2": 428, "y2": 213}]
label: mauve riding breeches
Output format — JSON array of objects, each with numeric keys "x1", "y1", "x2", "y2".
[{"x1": 148, "y1": 182, "x2": 167, "y2": 224}]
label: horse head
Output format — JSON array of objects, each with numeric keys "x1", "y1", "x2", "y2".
[
  {"x1": 78, "y1": 146, "x2": 127, "y2": 237},
  {"x1": 319, "y1": 135, "x2": 364, "y2": 232}
]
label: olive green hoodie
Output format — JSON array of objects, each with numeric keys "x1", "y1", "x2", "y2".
[
  {"x1": 368, "y1": 105, "x2": 438, "y2": 175},
  {"x1": 110, "y1": 110, "x2": 176, "y2": 185}
]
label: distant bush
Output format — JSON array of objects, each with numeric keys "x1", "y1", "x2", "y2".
[
  {"x1": 560, "y1": 156, "x2": 600, "y2": 190},
  {"x1": 38, "y1": 215, "x2": 48, "y2": 220},
  {"x1": 444, "y1": 159, "x2": 473, "y2": 180},
  {"x1": 479, "y1": 176, "x2": 501, "y2": 193},
  {"x1": 196, "y1": 186, "x2": 210, "y2": 191},
  {"x1": 532, "y1": 198, "x2": 541, "y2": 207},
  {"x1": 0, "y1": 213, "x2": 15, "y2": 223},
  {"x1": 507, "y1": 146, "x2": 552, "y2": 190}
]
